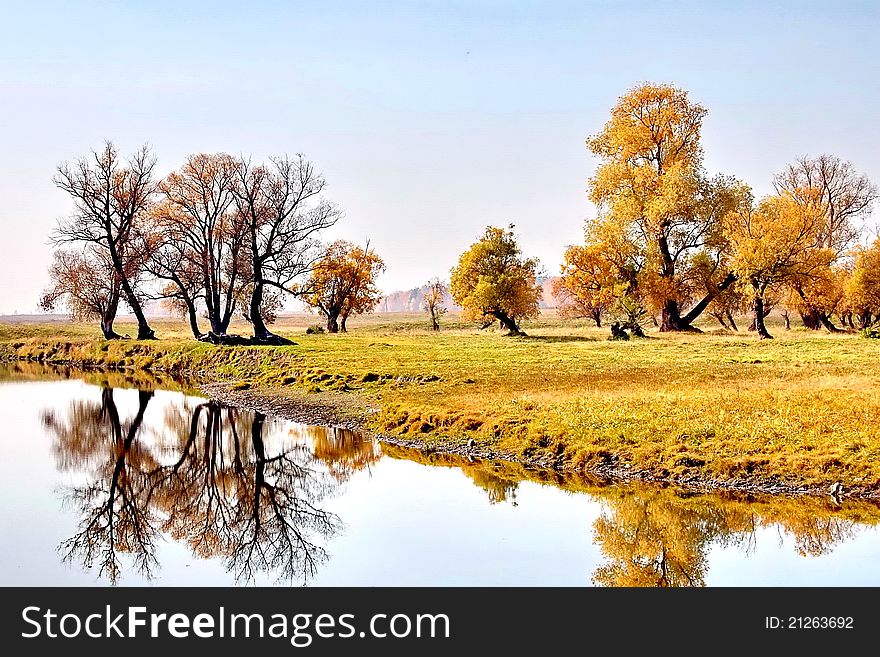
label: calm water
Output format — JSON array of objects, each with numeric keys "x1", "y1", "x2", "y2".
[{"x1": 2, "y1": 364, "x2": 880, "y2": 587}]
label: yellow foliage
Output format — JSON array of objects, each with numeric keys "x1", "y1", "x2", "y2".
[
  {"x1": 449, "y1": 226, "x2": 541, "y2": 332},
  {"x1": 585, "y1": 83, "x2": 747, "y2": 328},
  {"x1": 725, "y1": 192, "x2": 834, "y2": 295}
]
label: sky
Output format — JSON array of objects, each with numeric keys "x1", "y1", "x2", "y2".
[{"x1": 0, "y1": 0, "x2": 878, "y2": 314}]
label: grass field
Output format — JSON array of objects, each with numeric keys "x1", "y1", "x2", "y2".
[{"x1": 2, "y1": 310, "x2": 880, "y2": 495}]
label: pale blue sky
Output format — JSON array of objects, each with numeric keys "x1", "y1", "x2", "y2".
[{"x1": 0, "y1": 0, "x2": 877, "y2": 313}]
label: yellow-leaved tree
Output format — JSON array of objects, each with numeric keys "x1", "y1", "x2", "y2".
[
  {"x1": 845, "y1": 239, "x2": 880, "y2": 329},
  {"x1": 586, "y1": 83, "x2": 748, "y2": 332},
  {"x1": 305, "y1": 241, "x2": 385, "y2": 333},
  {"x1": 724, "y1": 192, "x2": 833, "y2": 339},
  {"x1": 774, "y1": 155, "x2": 877, "y2": 331},
  {"x1": 449, "y1": 225, "x2": 541, "y2": 335}
]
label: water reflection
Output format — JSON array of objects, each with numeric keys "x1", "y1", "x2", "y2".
[
  {"x1": 42, "y1": 386, "x2": 352, "y2": 584},
  {"x1": 381, "y1": 446, "x2": 880, "y2": 587},
  {"x1": 9, "y1": 364, "x2": 879, "y2": 587}
]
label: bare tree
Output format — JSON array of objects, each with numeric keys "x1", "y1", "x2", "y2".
[
  {"x1": 152, "y1": 153, "x2": 247, "y2": 337},
  {"x1": 53, "y1": 142, "x2": 157, "y2": 339},
  {"x1": 234, "y1": 155, "x2": 342, "y2": 342}
]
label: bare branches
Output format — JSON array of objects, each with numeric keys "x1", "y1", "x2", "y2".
[
  {"x1": 234, "y1": 154, "x2": 343, "y2": 340},
  {"x1": 774, "y1": 154, "x2": 878, "y2": 257},
  {"x1": 52, "y1": 141, "x2": 158, "y2": 339}
]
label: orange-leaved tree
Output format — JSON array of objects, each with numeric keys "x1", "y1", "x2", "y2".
[
  {"x1": 587, "y1": 83, "x2": 747, "y2": 332},
  {"x1": 305, "y1": 241, "x2": 385, "y2": 333},
  {"x1": 557, "y1": 218, "x2": 651, "y2": 336},
  {"x1": 40, "y1": 248, "x2": 125, "y2": 339},
  {"x1": 724, "y1": 192, "x2": 833, "y2": 339},
  {"x1": 149, "y1": 153, "x2": 246, "y2": 338},
  {"x1": 449, "y1": 225, "x2": 541, "y2": 336}
]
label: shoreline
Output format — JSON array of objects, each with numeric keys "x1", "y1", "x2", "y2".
[
  {"x1": 203, "y1": 379, "x2": 876, "y2": 503},
  {"x1": 3, "y1": 330, "x2": 880, "y2": 503}
]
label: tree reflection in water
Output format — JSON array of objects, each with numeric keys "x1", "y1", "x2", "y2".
[
  {"x1": 379, "y1": 444, "x2": 878, "y2": 587},
  {"x1": 38, "y1": 381, "x2": 879, "y2": 587},
  {"x1": 42, "y1": 387, "x2": 353, "y2": 584},
  {"x1": 591, "y1": 489, "x2": 864, "y2": 587}
]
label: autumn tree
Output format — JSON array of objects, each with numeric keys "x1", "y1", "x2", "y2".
[
  {"x1": 724, "y1": 192, "x2": 833, "y2": 339},
  {"x1": 555, "y1": 243, "x2": 617, "y2": 327},
  {"x1": 557, "y1": 220, "x2": 651, "y2": 336},
  {"x1": 423, "y1": 278, "x2": 448, "y2": 331},
  {"x1": 53, "y1": 142, "x2": 157, "y2": 339},
  {"x1": 449, "y1": 225, "x2": 541, "y2": 335},
  {"x1": 845, "y1": 239, "x2": 880, "y2": 328},
  {"x1": 773, "y1": 154, "x2": 877, "y2": 330},
  {"x1": 150, "y1": 153, "x2": 246, "y2": 338},
  {"x1": 233, "y1": 155, "x2": 342, "y2": 342},
  {"x1": 587, "y1": 84, "x2": 746, "y2": 332},
  {"x1": 40, "y1": 248, "x2": 125, "y2": 339},
  {"x1": 305, "y1": 241, "x2": 385, "y2": 333}
]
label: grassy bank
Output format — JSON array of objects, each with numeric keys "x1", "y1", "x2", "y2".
[{"x1": 3, "y1": 312, "x2": 880, "y2": 496}]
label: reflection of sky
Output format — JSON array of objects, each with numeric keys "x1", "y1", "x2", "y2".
[
  {"x1": 706, "y1": 526, "x2": 880, "y2": 587},
  {"x1": 1, "y1": 378, "x2": 880, "y2": 587}
]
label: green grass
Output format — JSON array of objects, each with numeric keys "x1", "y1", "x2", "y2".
[{"x1": 2, "y1": 310, "x2": 880, "y2": 492}]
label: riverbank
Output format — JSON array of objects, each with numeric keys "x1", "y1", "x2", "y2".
[{"x1": 3, "y1": 314, "x2": 880, "y2": 499}]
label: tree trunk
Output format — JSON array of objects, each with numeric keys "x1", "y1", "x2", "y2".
[
  {"x1": 818, "y1": 313, "x2": 843, "y2": 333},
  {"x1": 660, "y1": 272, "x2": 737, "y2": 332},
  {"x1": 592, "y1": 309, "x2": 602, "y2": 327},
  {"x1": 101, "y1": 316, "x2": 121, "y2": 339},
  {"x1": 781, "y1": 311, "x2": 791, "y2": 331},
  {"x1": 725, "y1": 311, "x2": 738, "y2": 332},
  {"x1": 794, "y1": 287, "x2": 841, "y2": 333},
  {"x1": 120, "y1": 276, "x2": 154, "y2": 340},
  {"x1": 493, "y1": 310, "x2": 523, "y2": 335},
  {"x1": 711, "y1": 312, "x2": 728, "y2": 329},
  {"x1": 184, "y1": 297, "x2": 202, "y2": 339},
  {"x1": 660, "y1": 299, "x2": 684, "y2": 332},
  {"x1": 431, "y1": 312, "x2": 440, "y2": 331},
  {"x1": 752, "y1": 285, "x2": 773, "y2": 339},
  {"x1": 799, "y1": 309, "x2": 821, "y2": 330},
  {"x1": 340, "y1": 315, "x2": 348, "y2": 333},
  {"x1": 249, "y1": 279, "x2": 272, "y2": 340},
  {"x1": 100, "y1": 290, "x2": 122, "y2": 339},
  {"x1": 326, "y1": 314, "x2": 340, "y2": 333}
]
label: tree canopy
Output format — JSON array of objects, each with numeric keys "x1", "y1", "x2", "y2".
[
  {"x1": 586, "y1": 83, "x2": 747, "y2": 332},
  {"x1": 449, "y1": 225, "x2": 541, "y2": 335},
  {"x1": 305, "y1": 241, "x2": 385, "y2": 333},
  {"x1": 724, "y1": 191, "x2": 834, "y2": 338}
]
